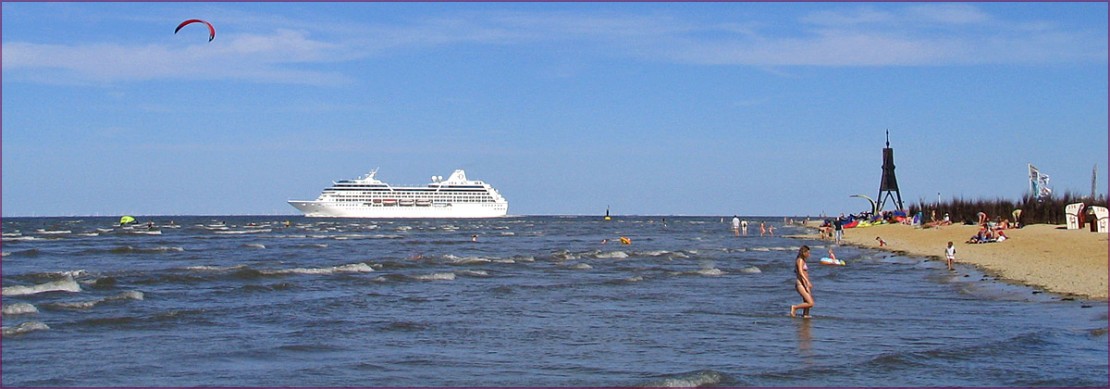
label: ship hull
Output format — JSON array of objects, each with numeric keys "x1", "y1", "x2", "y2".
[{"x1": 288, "y1": 201, "x2": 507, "y2": 218}]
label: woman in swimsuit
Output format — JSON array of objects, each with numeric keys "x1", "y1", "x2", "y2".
[{"x1": 790, "y1": 245, "x2": 814, "y2": 318}]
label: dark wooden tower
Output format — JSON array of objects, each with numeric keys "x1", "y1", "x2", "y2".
[{"x1": 877, "y1": 130, "x2": 905, "y2": 212}]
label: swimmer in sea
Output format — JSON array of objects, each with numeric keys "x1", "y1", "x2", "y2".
[{"x1": 790, "y1": 245, "x2": 814, "y2": 318}]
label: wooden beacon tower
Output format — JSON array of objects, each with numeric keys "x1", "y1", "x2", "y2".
[{"x1": 877, "y1": 130, "x2": 905, "y2": 212}]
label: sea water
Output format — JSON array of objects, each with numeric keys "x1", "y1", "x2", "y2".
[{"x1": 2, "y1": 216, "x2": 1106, "y2": 386}]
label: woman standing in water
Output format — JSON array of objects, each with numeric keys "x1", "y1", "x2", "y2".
[{"x1": 790, "y1": 245, "x2": 814, "y2": 318}]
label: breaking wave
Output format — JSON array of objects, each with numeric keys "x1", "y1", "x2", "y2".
[{"x1": 3, "y1": 277, "x2": 82, "y2": 296}]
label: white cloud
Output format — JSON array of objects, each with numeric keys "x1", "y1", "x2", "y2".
[{"x1": 3, "y1": 29, "x2": 354, "y2": 85}]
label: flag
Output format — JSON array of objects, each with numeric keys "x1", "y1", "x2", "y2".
[{"x1": 1029, "y1": 164, "x2": 1052, "y2": 199}]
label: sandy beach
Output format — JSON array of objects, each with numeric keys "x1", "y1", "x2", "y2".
[{"x1": 801, "y1": 222, "x2": 1109, "y2": 301}]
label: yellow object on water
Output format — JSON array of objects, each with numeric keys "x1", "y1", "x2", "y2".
[
  {"x1": 119, "y1": 216, "x2": 136, "y2": 225},
  {"x1": 619, "y1": 236, "x2": 631, "y2": 245}
]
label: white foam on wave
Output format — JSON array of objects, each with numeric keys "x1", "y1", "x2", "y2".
[
  {"x1": 551, "y1": 251, "x2": 578, "y2": 261},
  {"x1": 184, "y1": 264, "x2": 247, "y2": 272},
  {"x1": 271, "y1": 263, "x2": 375, "y2": 275},
  {"x1": 2, "y1": 277, "x2": 82, "y2": 296},
  {"x1": 624, "y1": 275, "x2": 644, "y2": 282},
  {"x1": 60, "y1": 268, "x2": 87, "y2": 277},
  {"x1": 2, "y1": 321, "x2": 50, "y2": 337},
  {"x1": 3, "y1": 236, "x2": 43, "y2": 242},
  {"x1": 2, "y1": 303, "x2": 39, "y2": 316},
  {"x1": 242, "y1": 243, "x2": 266, "y2": 249},
  {"x1": 570, "y1": 263, "x2": 593, "y2": 270},
  {"x1": 444, "y1": 255, "x2": 492, "y2": 265},
  {"x1": 35, "y1": 229, "x2": 71, "y2": 235},
  {"x1": 457, "y1": 270, "x2": 489, "y2": 277},
  {"x1": 697, "y1": 268, "x2": 725, "y2": 276},
  {"x1": 413, "y1": 272, "x2": 456, "y2": 281},
  {"x1": 739, "y1": 266, "x2": 762, "y2": 274},
  {"x1": 649, "y1": 370, "x2": 724, "y2": 387},
  {"x1": 596, "y1": 251, "x2": 629, "y2": 259}
]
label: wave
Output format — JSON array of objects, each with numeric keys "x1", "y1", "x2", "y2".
[
  {"x1": 6, "y1": 248, "x2": 42, "y2": 257},
  {"x1": 456, "y1": 270, "x2": 490, "y2": 277},
  {"x1": 34, "y1": 229, "x2": 71, "y2": 235},
  {"x1": 696, "y1": 268, "x2": 725, "y2": 276},
  {"x1": 641, "y1": 369, "x2": 728, "y2": 387},
  {"x1": 444, "y1": 255, "x2": 492, "y2": 265},
  {"x1": 412, "y1": 272, "x2": 456, "y2": 281},
  {"x1": 97, "y1": 246, "x2": 185, "y2": 255},
  {"x1": 242, "y1": 243, "x2": 266, "y2": 249},
  {"x1": 2, "y1": 321, "x2": 50, "y2": 337},
  {"x1": 3, "y1": 277, "x2": 82, "y2": 296},
  {"x1": 2, "y1": 236, "x2": 45, "y2": 242},
  {"x1": 45, "y1": 291, "x2": 144, "y2": 310},
  {"x1": 739, "y1": 266, "x2": 762, "y2": 274},
  {"x1": 264, "y1": 263, "x2": 374, "y2": 276},
  {"x1": 214, "y1": 229, "x2": 271, "y2": 234},
  {"x1": 2, "y1": 303, "x2": 40, "y2": 316},
  {"x1": 595, "y1": 251, "x2": 629, "y2": 259},
  {"x1": 184, "y1": 265, "x2": 248, "y2": 272}
]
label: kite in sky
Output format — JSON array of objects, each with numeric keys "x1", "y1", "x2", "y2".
[{"x1": 175, "y1": 19, "x2": 215, "y2": 42}]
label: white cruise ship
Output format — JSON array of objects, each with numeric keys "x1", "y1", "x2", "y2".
[{"x1": 288, "y1": 169, "x2": 508, "y2": 218}]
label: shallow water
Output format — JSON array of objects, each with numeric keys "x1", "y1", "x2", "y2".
[{"x1": 2, "y1": 216, "x2": 1106, "y2": 386}]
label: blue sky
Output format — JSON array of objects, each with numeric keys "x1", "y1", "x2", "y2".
[{"x1": 3, "y1": 2, "x2": 1107, "y2": 217}]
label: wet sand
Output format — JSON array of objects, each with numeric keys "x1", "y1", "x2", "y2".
[{"x1": 801, "y1": 222, "x2": 1108, "y2": 301}]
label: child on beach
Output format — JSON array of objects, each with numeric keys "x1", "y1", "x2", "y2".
[
  {"x1": 945, "y1": 241, "x2": 956, "y2": 271},
  {"x1": 876, "y1": 236, "x2": 886, "y2": 247}
]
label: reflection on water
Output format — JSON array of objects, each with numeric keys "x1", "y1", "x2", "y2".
[{"x1": 795, "y1": 318, "x2": 813, "y2": 364}]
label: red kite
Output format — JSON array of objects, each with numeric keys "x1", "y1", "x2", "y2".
[{"x1": 175, "y1": 19, "x2": 215, "y2": 42}]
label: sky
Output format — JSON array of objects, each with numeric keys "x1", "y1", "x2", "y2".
[{"x1": 2, "y1": 2, "x2": 1107, "y2": 217}]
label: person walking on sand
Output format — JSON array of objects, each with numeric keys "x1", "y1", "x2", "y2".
[
  {"x1": 790, "y1": 245, "x2": 814, "y2": 318},
  {"x1": 945, "y1": 241, "x2": 956, "y2": 271}
]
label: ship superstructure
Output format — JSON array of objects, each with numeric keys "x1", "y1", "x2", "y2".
[{"x1": 288, "y1": 169, "x2": 508, "y2": 218}]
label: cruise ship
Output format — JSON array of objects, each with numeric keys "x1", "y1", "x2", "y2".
[{"x1": 288, "y1": 169, "x2": 508, "y2": 218}]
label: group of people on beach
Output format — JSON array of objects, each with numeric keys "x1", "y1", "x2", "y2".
[{"x1": 965, "y1": 212, "x2": 1012, "y2": 244}]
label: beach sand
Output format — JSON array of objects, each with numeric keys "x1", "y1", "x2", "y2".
[{"x1": 800, "y1": 222, "x2": 1109, "y2": 301}]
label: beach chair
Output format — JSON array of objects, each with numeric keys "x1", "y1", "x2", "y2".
[
  {"x1": 1065, "y1": 203, "x2": 1085, "y2": 230},
  {"x1": 1089, "y1": 206, "x2": 1109, "y2": 233}
]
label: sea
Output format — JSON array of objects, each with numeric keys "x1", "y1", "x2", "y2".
[{"x1": 2, "y1": 215, "x2": 1107, "y2": 387}]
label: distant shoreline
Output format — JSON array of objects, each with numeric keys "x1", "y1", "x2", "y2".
[{"x1": 799, "y1": 221, "x2": 1109, "y2": 301}]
